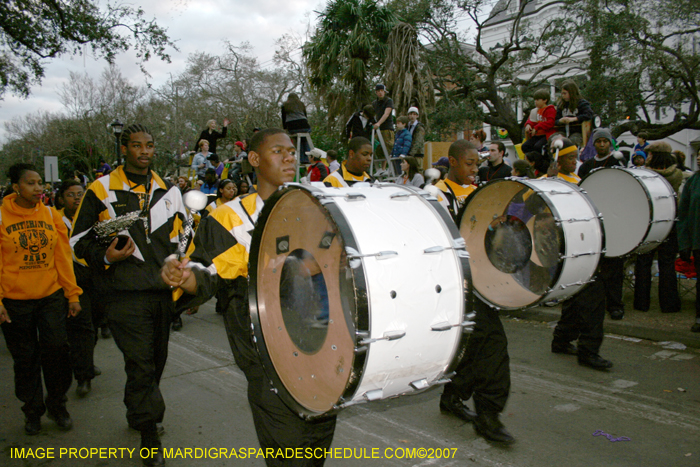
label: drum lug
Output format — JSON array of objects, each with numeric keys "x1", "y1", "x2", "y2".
[
  {"x1": 345, "y1": 193, "x2": 366, "y2": 201},
  {"x1": 655, "y1": 195, "x2": 673, "y2": 200},
  {"x1": 410, "y1": 379, "x2": 430, "y2": 390},
  {"x1": 559, "y1": 251, "x2": 598, "y2": 259},
  {"x1": 363, "y1": 389, "x2": 384, "y2": 401},
  {"x1": 389, "y1": 191, "x2": 411, "y2": 200},
  {"x1": 650, "y1": 218, "x2": 674, "y2": 224},
  {"x1": 358, "y1": 330, "x2": 406, "y2": 345},
  {"x1": 346, "y1": 247, "x2": 398, "y2": 261}
]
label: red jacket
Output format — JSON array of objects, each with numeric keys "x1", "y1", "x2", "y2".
[{"x1": 527, "y1": 104, "x2": 556, "y2": 139}]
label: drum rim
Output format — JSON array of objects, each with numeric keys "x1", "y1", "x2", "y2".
[
  {"x1": 581, "y1": 166, "x2": 665, "y2": 257},
  {"x1": 462, "y1": 176, "x2": 601, "y2": 309},
  {"x1": 248, "y1": 184, "x2": 369, "y2": 419}
]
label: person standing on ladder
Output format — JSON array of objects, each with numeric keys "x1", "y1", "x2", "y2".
[
  {"x1": 372, "y1": 84, "x2": 394, "y2": 158},
  {"x1": 281, "y1": 93, "x2": 312, "y2": 164}
]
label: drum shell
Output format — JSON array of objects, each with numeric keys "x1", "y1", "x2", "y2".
[
  {"x1": 249, "y1": 183, "x2": 470, "y2": 418},
  {"x1": 459, "y1": 178, "x2": 604, "y2": 309},
  {"x1": 580, "y1": 167, "x2": 676, "y2": 257}
]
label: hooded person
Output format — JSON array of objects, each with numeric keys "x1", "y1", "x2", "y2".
[{"x1": 577, "y1": 128, "x2": 624, "y2": 179}]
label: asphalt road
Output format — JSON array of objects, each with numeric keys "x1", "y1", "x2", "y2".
[{"x1": 1, "y1": 301, "x2": 699, "y2": 467}]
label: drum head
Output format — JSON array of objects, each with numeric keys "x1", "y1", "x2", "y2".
[
  {"x1": 580, "y1": 168, "x2": 651, "y2": 257},
  {"x1": 460, "y1": 179, "x2": 565, "y2": 309},
  {"x1": 249, "y1": 187, "x2": 359, "y2": 417}
]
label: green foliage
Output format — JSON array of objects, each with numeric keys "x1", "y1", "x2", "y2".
[{"x1": 0, "y1": 0, "x2": 175, "y2": 98}]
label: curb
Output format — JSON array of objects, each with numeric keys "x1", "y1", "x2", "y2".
[{"x1": 503, "y1": 306, "x2": 700, "y2": 350}]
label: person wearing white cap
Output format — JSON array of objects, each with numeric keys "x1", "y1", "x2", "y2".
[
  {"x1": 306, "y1": 148, "x2": 329, "y2": 182},
  {"x1": 407, "y1": 106, "x2": 425, "y2": 158}
]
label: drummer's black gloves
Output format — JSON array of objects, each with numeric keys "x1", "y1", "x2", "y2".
[{"x1": 679, "y1": 249, "x2": 692, "y2": 263}]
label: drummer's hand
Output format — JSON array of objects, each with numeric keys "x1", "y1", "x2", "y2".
[
  {"x1": 546, "y1": 160, "x2": 559, "y2": 178},
  {"x1": 106, "y1": 237, "x2": 135, "y2": 263},
  {"x1": 0, "y1": 305, "x2": 10, "y2": 324},
  {"x1": 161, "y1": 255, "x2": 197, "y2": 293},
  {"x1": 68, "y1": 302, "x2": 81, "y2": 318}
]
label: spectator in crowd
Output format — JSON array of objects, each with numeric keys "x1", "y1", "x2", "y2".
[
  {"x1": 372, "y1": 84, "x2": 395, "y2": 154},
  {"x1": 631, "y1": 150, "x2": 647, "y2": 167},
  {"x1": 432, "y1": 156, "x2": 450, "y2": 180},
  {"x1": 306, "y1": 148, "x2": 329, "y2": 182},
  {"x1": 1, "y1": 163, "x2": 82, "y2": 435},
  {"x1": 95, "y1": 159, "x2": 111, "y2": 176},
  {"x1": 177, "y1": 176, "x2": 190, "y2": 195},
  {"x1": 469, "y1": 129, "x2": 488, "y2": 153},
  {"x1": 200, "y1": 169, "x2": 219, "y2": 195},
  {"x1": 237, "y1": 180, "x2": 250, "y2": 195},
  {"x1": 195, "y1": 118, "x2": 229, "y2": 155},
  {"x1": 479, "y1": 141, "x2": 511, "y2": 182},
  {"x1": 407, "y1": 107, "x2": 425, "y2": 158},
  {"x1": 391, "y1": 116, "x2": 412, "y2": 174},
  {"x1": 673, "y1": 150, "x2": 693, "y2": 174},
  {"x1": 192, "y1": 140, "x2": 213, "y2": 181},
  {"x1": 346, "y1": 105, "x2": 376, "y2": 142},
  {"x1": 282, "y1": 93, "x2": 311, "y2": 163},
  {"x1": 522, "y1": 88, "x2": 557, "y2": 155},
  {"x1": 326, "y1": 150, "x2": 341, "y2": 173},
  {"x1": 512, "y1": 159, "x2": 535, "y2": 178},
  {"x1": 207, "y1": 154, "x2": 225, "y2": 179},
  {"x1": 678, "y1": 151, "x2": 700, "y2": 332},
  {"x1": 633, "y1": 132, "x2": 650, "y2": 155},
  {"x1": 398, "y1": 156, "x2": 424, "y2": 187},
  {"x1": 555, "y1": 80, "x2": 594, "y2": 137},
  {"x1": 634, "y1": 142, "x2": 682, "y2": 314}
]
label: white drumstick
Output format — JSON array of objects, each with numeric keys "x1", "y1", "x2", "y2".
[
  {"x1": 552, "y1": 138, "x2": 564, "y2": 162},
  {"x1": 424, "y1": 168, "x2": 441, "y2": 185}
]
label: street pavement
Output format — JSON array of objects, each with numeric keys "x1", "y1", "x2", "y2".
[{"x1": 1, "y1": 297, "x2": 699, "y2": 467}]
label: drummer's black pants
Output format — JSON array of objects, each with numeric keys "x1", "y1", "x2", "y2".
[
  {"x1": 223, "y1": 281, "x2": 337, "y2": 466},
  {"x1": 599, "y1": 257, "x2": 625, "y2": 312},
  {"x1": 553, "y1": 278, "x2": 606, "y2": 356},
  {"x1": 105, "y1": 291, "x2": 172, "y2": 432},
  {"x1": 634, "y1": 229, "x2": 681, "y2": 313},
  {"x1": 1, "y1": 289, "x2": 72, "y2": 419},
  {"x1": 443, "y1": 299, "x2": 510, "y2": 415},
  {"x1": 66, "y1": 275, "x2": 96, "y2": 382}
]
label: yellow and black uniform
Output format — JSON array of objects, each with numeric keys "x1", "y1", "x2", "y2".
[
  {"x1": 60, "y1": 208, "x2": 98, "y2": 384},
  {"x1": 435, "y1": 178, "x2": 476, "y2": 221},
  {"x1": 70, "y1": 166, "x2": 187, "y2": 432},
  {"x1": 0, "y1": 194, "x2": 82, "y2": 421},
  {"x1": 183, "y1": 193, "x2": 336, "y2": 465},
  {"x1": 323, "y1": 162, "x2": 372, "y2": 187},
  {"x1": 435, "y1": 181, "x2": 512, "y2": 422}
]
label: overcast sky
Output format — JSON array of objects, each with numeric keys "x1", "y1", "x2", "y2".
[{"x1": 0, "y1": 0, "x2": 323, "y2": 143}]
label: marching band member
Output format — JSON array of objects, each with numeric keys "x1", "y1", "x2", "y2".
[
  {"x1": 161, "y1": 129, "x2": 336, "y2": 466},
  {"x1": 71, "y1": 124, "x2": 187, "y2": 466},
  {"x1": 435, "y1": 140, "x2": 515, "y2": 445},
  {"x1": 323, "y1": 136, "x2": 373, "y2": 187}
]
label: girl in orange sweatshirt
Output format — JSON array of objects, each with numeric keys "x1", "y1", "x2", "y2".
[{"x1": 0, "y1": 163, "x2": 82, "y2": 436}]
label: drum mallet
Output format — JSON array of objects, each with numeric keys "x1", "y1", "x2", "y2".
[
  {"x1": 552, "y1": 138, "x2": 564, "y2": 162},
  {"x1": 180, "y1": 190, "x2": 208, "y2": 260}
]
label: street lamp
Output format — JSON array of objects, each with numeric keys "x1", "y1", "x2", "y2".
[{"x1": 111, "y1": 119, "x2": 124, "y2": 167}]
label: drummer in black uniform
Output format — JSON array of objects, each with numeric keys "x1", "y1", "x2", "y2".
[
  {"x1": 161, "y1": 129, "x2": 336, "y2": 466},
  {"x1": 435, "y1": 139, "x2": 515, "y2": 445}
]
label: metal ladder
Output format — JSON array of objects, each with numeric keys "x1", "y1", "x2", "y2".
[
  {"x1": 291, "y1": 132, "x2": 315, "y2": 181},
  {"x1": 370, "y1": 128, "x2": 395, "y2": 179}
]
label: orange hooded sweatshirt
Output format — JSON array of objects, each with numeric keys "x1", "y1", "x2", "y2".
[{"x1": 0, "y1": 193, "x2": 82, "y2": 305}]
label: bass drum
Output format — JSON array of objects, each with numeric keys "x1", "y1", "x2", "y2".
[
  {"x1": 459, "y1": 177, "x2": 604, "y2": 309},
  {"x1": 580, "y1": 166, "x2": 676, "y2": 257},
  {"x1": 249, "y1": 183, "x2": 473, "y2": 419}
]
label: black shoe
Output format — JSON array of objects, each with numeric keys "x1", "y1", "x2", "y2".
[
  {"x1": 578, "y1": 353, "x2": 613, "y2": 370},
  {"x1": 474, "y1": 412, "x2": 515, "y2": 444},
  {"x1": 609, "y1": 309, "x2": 624, "y2": 320},
  {"x1": 439, "y1": 393, "x2": 477, "y2": 423},
  {"x1": 551, "y1": 342, "x2": 577, "y2": 355},
  {"x1": 101, "y1": 326, "x2": 112, "y2": 338},
  {"x1": 141, "y1": 429, "x2": 165, "y2": 466},
  {"x1": 93, "y1": 365, "x2": 102, "y2": 376},
  {"x1": 47, "y1": 406, "x2": 73, "y2": 431},
  {"x1": 691, "y1": 323, "x2": 700, "y2": 333},
  {"x1": 171, "y1": 317, "x2": 183, "y2": 331},
  {"x1": 24, "y1": 417, "x2": 42, "y2": 435},
  {"x1": 76, "y1": 380, "x2": 91, "y2": 397}
]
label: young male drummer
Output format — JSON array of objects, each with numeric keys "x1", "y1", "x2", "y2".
[
  {"x1": 323, "y1": 136, "x2": 373, "y2": 187},
  {"x1": 576, "y1": 128, "x2": 626, "y2": 321},
  {"x1": 161, "y1": 129, "x2": 337, "y2": 464},
  {"x1": 436, "y1": 140, "x2": 515, "y2": 445},
  {"x1": 543, "y1": 138, "x2": 581, "y2": 184}
]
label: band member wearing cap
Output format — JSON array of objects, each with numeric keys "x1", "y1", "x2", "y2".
[
  {"x1": 161, "y1": 128, "x2": 336, "y2": 465},
  {"x1": 71, "y1": 124, "x2": 187, "y2": 466},
  {"x1": 435, "y1": 140, "x2": 515, "y2": 445},
  {"x1": 577, "y1": 128, "x2": 626, "y2": 321},
  {"x1": 478, "y1": 141, "x2": 512, "y2": 182},
  {"x1": 323, "y1": 137, "x2": 373, "y2": 187}
]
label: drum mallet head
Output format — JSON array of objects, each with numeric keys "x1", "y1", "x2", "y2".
[
  {"x1": 424, "y1": 168, "x2": 441, "y2": 185},
  {"x1": 183, "y1": 190, "x2": 209, "y2": 211},
  {"x1": 613, "y1": 150, "x2": 624, "y2": 160},
  {"x1": 552, "y1": 138, "x2": 564, "y2": 162}
]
